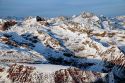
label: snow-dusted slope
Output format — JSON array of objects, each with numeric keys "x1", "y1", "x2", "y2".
[{"x1": 0, "y1": 12, "x2": 125, "y2": 83}]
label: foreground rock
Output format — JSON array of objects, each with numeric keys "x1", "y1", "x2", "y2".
[{"x1": 0, "y1": 64, "x2": 108, "y2": 83}]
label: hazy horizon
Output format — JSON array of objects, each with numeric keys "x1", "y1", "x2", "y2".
[{"x1": 0, "y1": 0, "x2": 125, "y2": 17}]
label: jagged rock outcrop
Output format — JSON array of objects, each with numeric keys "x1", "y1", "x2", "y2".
[
  {"x1": 0, "y1": 64, "x2": 108, "y2": 83},
  {"x1": 54, "y1": 67, "x2": 107, "y2": 83},
  {"x1": 0, "y1": 20, "x2": 17, "y2": 31}
]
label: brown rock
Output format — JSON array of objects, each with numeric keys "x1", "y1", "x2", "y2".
[
  {"x1": 0, "y1": 67, "x2": 4, "y2": 72},
  {"x1": 0, "y1": 20, "x2": 17, "y2": 31},
  {"x1": 0, "y1": 24, "x2": 4, "y2": 31},
  {"x1": 39, "y1": 21, "x2": 49, "y2": 26},
  {"x1": 54, "y1": 67, "x2": 106, "y2": 83},
  {"x1": 7, "y1": 64, "x2": 35, "y2": 82}
]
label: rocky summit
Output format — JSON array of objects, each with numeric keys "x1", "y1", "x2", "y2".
[{"x1": 0, "y1": 12, "x2": 125, "y2": 83}]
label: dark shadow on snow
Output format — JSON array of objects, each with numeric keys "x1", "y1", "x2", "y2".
[{"x1": 3, "y1": 31, "x2": 125, "y2": 83}]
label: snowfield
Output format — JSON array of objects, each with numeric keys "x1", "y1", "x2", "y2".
[{"x1": 0, "y1": 12, "x2": 125, "y2": 83}]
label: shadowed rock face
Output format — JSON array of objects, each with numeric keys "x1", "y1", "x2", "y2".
[
  {"x1": 36, "y1": 16, "x2": 49, "y2": 26},
  {"x1": 36, "y1": 16, "x2": 46, "y2": 22}
]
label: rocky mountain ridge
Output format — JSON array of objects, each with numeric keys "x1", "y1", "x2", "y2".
[{"x1": 0, "y1": 12, "x2": 125, "y2": 83}]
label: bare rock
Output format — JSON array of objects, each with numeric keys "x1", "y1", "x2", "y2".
[
  {"x1": 54, "y1": 67, "x2": 107, "y2": 83},
  {"x1": 0, "y1": 20, "x2": 17, "y2": 31},
  {"x1": 36, "y1": 16, "x2": 49, "y2": 26},
  {"x1": 7, "y1": 64, "x2": 35, "y2": 83},
  {"x1": 36, "y1": 16, "x2": 45, "y2": 22}
]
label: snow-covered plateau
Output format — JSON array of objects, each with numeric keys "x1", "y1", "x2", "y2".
[{"x1": 0, "y1": 12, "x2": 125, "y2": 83}]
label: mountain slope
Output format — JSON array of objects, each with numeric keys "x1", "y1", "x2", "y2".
[{"x1": 0, "y1": 12, "x2": 125, "y2": 83}]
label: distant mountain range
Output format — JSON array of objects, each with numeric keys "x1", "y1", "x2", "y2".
[{"x1": 0, "y1": 12, "x2": 125, "y2": 83}]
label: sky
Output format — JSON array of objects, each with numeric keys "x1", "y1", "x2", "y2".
[{"x1": 0, "y1": 0, "x2": 125, "y2": 17}]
